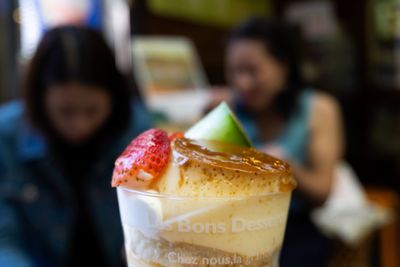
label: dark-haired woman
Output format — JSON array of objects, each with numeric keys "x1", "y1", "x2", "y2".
[
  {"x1": 0, "y1": 26, "x2": 151, "y2": 267},
  {"x1": 216, "y1": 18, "x2": 344, "y2": 267}
]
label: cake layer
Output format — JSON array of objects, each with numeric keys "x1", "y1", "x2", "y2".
[{"x1": 123, "y1": 225, "x2": 279, "y2": 267}]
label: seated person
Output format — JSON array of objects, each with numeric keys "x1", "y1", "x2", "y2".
[
  {"x1": 0, "y1": 26, "x2": 151, "y2": 267},
  {"x1": 213, "y1": 18, "x2": 345, "y2": 267}
]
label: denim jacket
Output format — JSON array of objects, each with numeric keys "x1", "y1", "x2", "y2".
[{"x1": 0, "y1": 101, "x2": 152, "y2": 267}]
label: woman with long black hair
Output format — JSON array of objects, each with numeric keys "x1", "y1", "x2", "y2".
[
  {"x1": 0, "y1": 26, "x2": 151, "y2": 267},
  {"x1": 218, "y1": 18, "x2": 345, "y2": 267}
]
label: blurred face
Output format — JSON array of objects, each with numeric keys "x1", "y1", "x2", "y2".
[
  {"x1": 226, "y1": 39, "x2": 288, "y2": 112},
  {"x1": 44, "y1": 83, "x2": 112, "y2": 144}
]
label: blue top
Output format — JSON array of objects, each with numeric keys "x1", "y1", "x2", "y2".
[
  {"x1": 236, "y1": 90, "x2": 332, "y2": 267},
  {"x1": 0, "y1": 101, "x2": 152, "y2": 267},
  {"x1": 236, "y1": 89, "x2": 314, "y2": 165}
]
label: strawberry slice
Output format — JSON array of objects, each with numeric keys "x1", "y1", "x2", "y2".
[{"x1": 112, "y1": 129, "x2": 170, "y2": 188}]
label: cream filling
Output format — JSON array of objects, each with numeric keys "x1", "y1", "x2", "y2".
[
  {"x1": 119, "y1": 192, "x2": 290, "y2": 258},
  {"x1": 117, "y1": 188, "x2": 162, "y2": 239},
  {"x1": 159, "y1": 192, "x2": 291, "y2": 257}
]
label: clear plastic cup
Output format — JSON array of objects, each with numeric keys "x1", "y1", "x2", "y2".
[{"x1": 117, "y1": 187, "x2": 293, "y2": 267}]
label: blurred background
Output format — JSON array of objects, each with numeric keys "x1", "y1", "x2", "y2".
[
  {"x1": 0, "y1": 0, "x2": 399, "y2": 266},
  {"x1": 1, "y1": 0, "x2": 400, "y2": 191}
]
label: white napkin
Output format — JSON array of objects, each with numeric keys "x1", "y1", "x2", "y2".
[{"x1": 311, "y1": 162, "x2": 393, "y2": 246}]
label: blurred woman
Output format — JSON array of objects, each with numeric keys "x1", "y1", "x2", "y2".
[
  {"x1": 0, "y1": 26, "x2": 151, "y2": 267},
  {"x1": 219, "y1": 18, "x2": 345, "y2": 267}
]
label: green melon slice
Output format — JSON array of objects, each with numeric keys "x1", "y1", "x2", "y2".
[{"x1": 185, "y1": 102, "x2": 252, "y2": 147}]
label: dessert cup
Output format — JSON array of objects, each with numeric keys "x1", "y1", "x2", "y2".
[{"x1": 117, "y1": 186, "x2": 293, "y2": 267}]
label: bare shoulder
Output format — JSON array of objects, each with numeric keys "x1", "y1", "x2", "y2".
[
  {"x1": 313, "y1": 92, "x2": 341, "y2": 114},
  {"x1": 310, "y1": 91, "x2": 342, "y2": 127}
]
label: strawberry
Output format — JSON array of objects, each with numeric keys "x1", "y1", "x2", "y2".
[{"x1": 112, "y1": 129, "x2": 170, "y2": 188}]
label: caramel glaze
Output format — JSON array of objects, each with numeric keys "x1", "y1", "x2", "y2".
[{"x1": 172, "y1": 138, "x2": 297, "y2": 193}]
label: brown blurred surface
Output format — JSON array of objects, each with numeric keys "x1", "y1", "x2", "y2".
[
  {"x1": 328, "y1": 187, "x2": 399, "y2": 267},
  {"x1": 366, "y1": 187, "x2": 399, "y2": 267}
]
